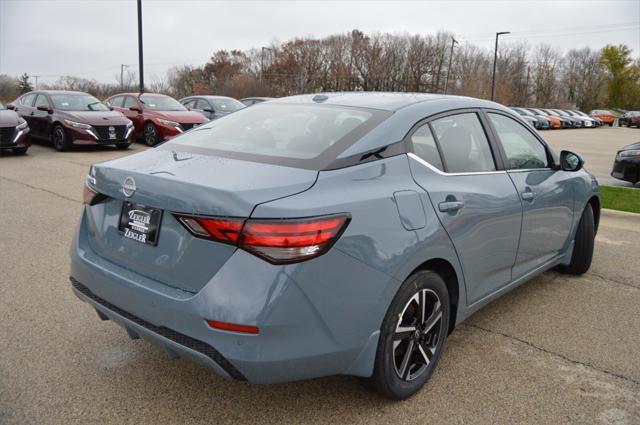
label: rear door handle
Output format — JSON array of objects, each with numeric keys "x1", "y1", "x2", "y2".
[
  {"x1": 438, "y1": 201, "x2": 465, "y2": 213},
  {"x1": 521, "y1": 191, "x2": 536, "y2": 201}
]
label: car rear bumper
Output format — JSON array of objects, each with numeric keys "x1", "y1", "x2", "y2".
[
  {"x1": 70, "y1": 210, "x2": 388, "y2": 383},
  {"x1": 71, "y1": 277, "x2": 243, "y2": 380}
]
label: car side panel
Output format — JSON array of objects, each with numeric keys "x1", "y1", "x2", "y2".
[
  {"x1": 507, "y1": 170, "x2": 575, "y2": 279},
  {"x1": 251, "y1": 154, "x2": 466, "y2": 338}
]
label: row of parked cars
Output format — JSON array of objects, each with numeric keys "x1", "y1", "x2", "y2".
[
  {"x1": 0, "y1": 90, "x2": 274, "y2": 154},
  {"x1": 510, "y1": 107, "x2": 607, "y2": 129}
]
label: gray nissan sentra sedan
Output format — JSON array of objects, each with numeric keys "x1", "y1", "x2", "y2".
[{"x1": 71, "y1": 92, "x2": 600, "y2": 399}]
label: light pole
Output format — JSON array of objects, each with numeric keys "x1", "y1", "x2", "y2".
[
  {"x1": 120, "y1": 64, "x2": 129, "y2": 89},
  {"x1": 33, "y1": 75, "x2": 40, "y2": 90},
  {"x1": 137, "y1": 0, "x2": 144, "y2": 93},
  {"x1": 443, "y1": 37, "x2": 458, "y2": 95},
  {"x1": 491, "y1": 31, "x2": 510, "y2": 101},
  {"x1": 261, "y1": 46, "x2": 273, "y2": 83}
]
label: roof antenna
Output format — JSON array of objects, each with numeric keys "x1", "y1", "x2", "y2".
[{"x1": 312, "y1": 94, "x2": 328, "y2": 103}]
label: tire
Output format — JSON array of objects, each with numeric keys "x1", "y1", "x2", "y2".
[
  {"x1": 52, "y1": 124, "x2": 70, "y2": 151},
  {"x1": 13, "y1": 147, "x2": 28, "y2": 154},
  {"x1": 559, "y1": 203, "x2": 595, "y2": 275},
  {"x1": 371, "y1": 270, "x2": 450, "y2": 400},
  {"x1": 115, "y1": 143, "x2": 131, "y2": 150},
  {"x1": 143, "y1": 123, "x2": 159, "y2": 146}
]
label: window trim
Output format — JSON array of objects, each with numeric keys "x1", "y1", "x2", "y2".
[
  {"x1": 480, "y1": 108, "x2": 557, "y2": 171},
  {"x1": 403, "y1": 108, "x2": 507, "y2": 175}
]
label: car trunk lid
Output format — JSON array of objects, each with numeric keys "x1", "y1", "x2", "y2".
[{"x1": 84, "y1": 148, "x2": 318, "y2": 293}]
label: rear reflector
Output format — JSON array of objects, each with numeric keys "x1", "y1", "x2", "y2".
[
  {"x1": 206, "y1": 320, "x2": 259, "y2": 335},
  {"x1": 174, "y1": 213, "x2": 350, "y2": 264}
]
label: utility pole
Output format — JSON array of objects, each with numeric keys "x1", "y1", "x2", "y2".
[
  {"x1": 491, "y1": 31, "x2": 510, "y2": 101},
  {"x1": 260, "y1": 46, "x2": 273, "y2": 83},
  {"x1": 137, "y1": 0, "x2": 144, "y2": 93},
  {"x1": 443, "y1": 37, "x2": 458, "y2": 95},
  {"x1": 33, "y1": 75, "x2": 40, "y2": 90},
  {"x1": 525, "y1": 64, "x2": 531, "y2": 105},
  {"x1": 120, "y1": 64, "x2": 129, "y2": 89}
]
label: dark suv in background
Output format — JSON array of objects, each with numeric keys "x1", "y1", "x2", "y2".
[
  {"x1": 106, "y1": 93, "x2": 209, "y2": 146},
  {"x1": 9, "y1": 90, "x2": 133, "y2": 151},
  {"x1": 0, "y1": 102, "x2": 30, "y2": 154}
]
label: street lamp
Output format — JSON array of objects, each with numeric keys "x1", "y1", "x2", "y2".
[
  {"x1": 491, "y1": 31, "x2": 510, "y2": 101},
  {"x1": 120, "y1": 64, "x2": 130, "y2": 89},
  {"x1": 261, "y1": 46, "x2": 273, "y2": 83},
  {"x1": 444, "y1": 37, "x2": 458, "y2": 95},
  {"x1": 137, "y1": 0, "x2": 144, "y2": 93}
]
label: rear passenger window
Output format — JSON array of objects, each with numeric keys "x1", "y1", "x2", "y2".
[
  {"x1": 410, "y1": 123, "x2": 444, "y2": 171},
  {"x1": 431, "y1": 113, "x2": 496, "y2": 173},
  {"x1": 488, "y1": 113, "x2": 548, "y2": 170}
]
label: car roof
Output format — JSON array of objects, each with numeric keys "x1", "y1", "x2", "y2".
[
  {"x1": 31, "y1": 90, "x2": 89, "y2": 95},
  {"x1": 270, "y1": 92, "x2": 457, "y2": 111},
  {"x1": 184, "y1": 95, "x2": 238, "y2": 100}
]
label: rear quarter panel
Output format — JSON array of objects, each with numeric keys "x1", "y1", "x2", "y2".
[{"x1": 251, "y1": 155, "x2": 465, "y2": 343}]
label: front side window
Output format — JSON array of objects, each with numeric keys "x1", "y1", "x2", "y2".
[
  {"x1": 139, "y1": 94, "x2": 186, "y2": 111},
  {"x1": 108, "y1": 96, "x2": 123, "y2": 107},
  {"x1": 195, "y1": 99, "x2": 211, "y2": 110},
  {"x1": 488, "y1": 113, "x2": 548, "y2": 170},
  {"x1": 50, "y1": 94, "x2": 108, "y2": 111},
  {"x1": 34, "y1": 94, "x2": 49, "y2": 108},
  {"x1": 123, "y1": 96, "x2": 138, "y2": 109},
  {"x1": 168, "y1": 103, "x2": 375, "y2": 162},
  {"x1": 430, "y1": 113, "x2": 496, "y2": 173},
  {"x1": 410, "y1": 123, "x2": 443, "y2": 171}
]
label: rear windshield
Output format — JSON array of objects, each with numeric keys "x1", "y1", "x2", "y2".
[{"x1": 163, "y1": 103, "x2": 388, "y2": 169}]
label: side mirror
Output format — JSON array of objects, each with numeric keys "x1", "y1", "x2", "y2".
[
  {"x1": 129, "y1": 106, "x2": 142, "y2": 113},
  {"x1": 6, "y1": 104, "x2": 16, "y2": 110},
  {"x1": 560, "y1": 150, "x2": 583, "y2": 172},
  {"x1": 204, "y1": 108, "x2": 215, "y2": 113},
  {"x1": 37, "y1": 105, "x2": 52, "y2": 114},
  {"x1": 108, "y1": 106, "x2": 114, "y2": 111}
]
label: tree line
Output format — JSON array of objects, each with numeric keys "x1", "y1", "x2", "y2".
[{"x1": 1, "y1": 29, "x2": 638, "y2": 112}]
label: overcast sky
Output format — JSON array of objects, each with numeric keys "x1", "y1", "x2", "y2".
[{"x1": 1, "y1": 0, "x2": 638, "y2": 85}]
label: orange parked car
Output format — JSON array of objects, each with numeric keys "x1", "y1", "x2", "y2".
[{"x1": 590, "y1": 109, "x2": 616, "y2": 126}]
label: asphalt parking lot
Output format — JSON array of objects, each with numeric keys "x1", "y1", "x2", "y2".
[{"x1": 1, "y1": 128, "x2": 639, "y2": 424}]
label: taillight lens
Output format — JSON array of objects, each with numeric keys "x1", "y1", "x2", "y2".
[
  {"x1": 241, "y1": 215, "x2": 349, "y2": 263},
  {"x1": 174, "y1": 213, "x2": 350, "y2": 264},
  {"x1": 83, "y1": 183, "x2": 104, "y2": 205}
]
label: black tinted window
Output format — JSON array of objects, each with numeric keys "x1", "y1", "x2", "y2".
[
  {"x1": 431, "y1": 113, "x2": 496, "y2": 173},
  {"x1": 410, "y1": 123, "x2": 443, "y2": 171}
]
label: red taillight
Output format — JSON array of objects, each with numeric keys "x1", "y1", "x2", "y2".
[
  {"x1": 240, "y1": 215, "x2": 349, "y2": 263},
  {"x1": 206, "y1": 320, "x2": 259, "y2": 335},
  {"x1": 83, "y1": 183, "x2": 101, "y2": 205},
  {"x1": 174, "y1": 213, "x2": 350, "y2": 264}
]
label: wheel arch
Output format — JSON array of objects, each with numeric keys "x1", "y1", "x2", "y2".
[{"x1": 410, "y1": 258, "x2": 460, "y2": 334}]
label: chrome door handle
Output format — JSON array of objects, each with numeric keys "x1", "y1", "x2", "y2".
[
  {"x1": 438, "y1": 201, "x2": 465, "y2": 213},
  {"x1": 521, "y1": 191, "x2": 536, "y2": 201}
]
